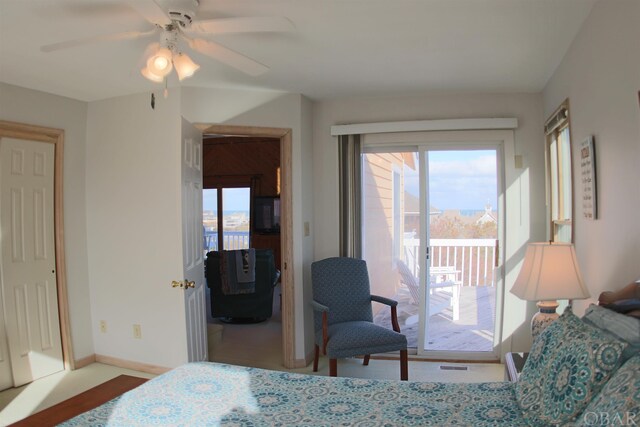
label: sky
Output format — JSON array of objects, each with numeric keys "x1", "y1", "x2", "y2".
[
  {"x1": 203, "y1": 188, "x2": 250, "y2": 212},
  {"x1": 403, "y1": 150, "x2": 498, "y2": 210}
]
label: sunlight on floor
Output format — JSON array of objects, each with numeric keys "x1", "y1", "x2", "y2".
[
  {"x1": 0, "y1": 369, "x2": 67, "y2": 423},
  {"x1": 0, "y1": 363, "x2": 155, "y2": 426}
]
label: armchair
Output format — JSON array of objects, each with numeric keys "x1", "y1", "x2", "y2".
[
  {"x1": 205, "y1": 249, "x2": 280, "y2": 323},
  {"x1": 311, "y1": 257, "x2": 408, "y2": 380}
]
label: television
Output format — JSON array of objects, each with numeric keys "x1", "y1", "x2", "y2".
[{"x1": 254, "y1": 196, "x2": 280, "y2": 233}]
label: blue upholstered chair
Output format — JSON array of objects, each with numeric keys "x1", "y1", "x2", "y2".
[{"x1": 311, "y1": 257, "x2": 408, "y2": 380}]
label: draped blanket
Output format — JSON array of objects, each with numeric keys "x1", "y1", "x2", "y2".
[{"x1": 220, "y1": 249, "x2": 256, "y2": 295}]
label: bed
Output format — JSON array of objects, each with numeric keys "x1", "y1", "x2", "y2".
[{"x1": 61, "y1": 288, "x2": 640, "y2": 427}]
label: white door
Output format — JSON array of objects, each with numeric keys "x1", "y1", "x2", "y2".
[
  {"x1": 181, "y1": 118, "x2": 207, "y2": 362},
  {"x1": 0, "y1": 137, "x2": 64, "y2": 388},
  {"x1": 0, "y1": 286, "x2": 12, "y2": 390}
]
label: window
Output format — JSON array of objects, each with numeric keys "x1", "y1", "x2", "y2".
[
  {"x1": 203, "y1": 187, "x2": 251, "y2": 253},
  {"x1": 545, "y1": 100, "x2": 573, "y2": 242}
]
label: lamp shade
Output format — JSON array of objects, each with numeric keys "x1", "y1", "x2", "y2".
[
  {"x1": 147, "y1": 47, "x2": 173, "y2": 77},
  {"x1": 140, "y1": 66, "x2": 164, "y2": 83},
  {"x1": 511, "y1": 242, "x2": 590, "y2": 301},
  {"x1": 173, "y1": 53, "x2": 200, "y2": 81}
]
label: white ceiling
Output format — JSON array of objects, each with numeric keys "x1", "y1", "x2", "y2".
[{"x1": 0, "y1": 0, "x2": 597, "y2": 102}]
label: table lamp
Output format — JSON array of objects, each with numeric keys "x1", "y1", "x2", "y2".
[{"x1": 511, "y1": 242, "x2": 590, "y2": 340}]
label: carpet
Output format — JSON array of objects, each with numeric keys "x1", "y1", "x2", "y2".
[{"x1": 9, "y1": 375, "x2": 147, "y2": 427}]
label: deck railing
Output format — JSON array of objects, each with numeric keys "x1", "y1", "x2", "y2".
[
  {"x1": 204, "y1": 231, "x2": 250, "y2": 252},
  {"x1": 404, "y1": 238, "x2": 498, "y2": 287}
]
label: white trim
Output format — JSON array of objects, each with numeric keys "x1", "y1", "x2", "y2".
[{"x1": 331, "y1": 118, "x2": 518, "y2": 136}]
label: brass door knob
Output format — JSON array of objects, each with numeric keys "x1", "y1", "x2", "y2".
[{"x1": 171, "y1": 280, "x2": 195, "y2": 289}]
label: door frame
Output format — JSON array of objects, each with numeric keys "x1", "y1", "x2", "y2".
[
  {"x1": 197, "y1": 123, "x2": 295, "y2": 369},
  {"x1": 0, "y1": 120, "x2": 74, "y2": 370}
]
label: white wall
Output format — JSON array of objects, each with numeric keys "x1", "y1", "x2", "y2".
[
  {"x1": 543, "y1": 0, "x2": 640, "y2": 314},
  {"x1": 86, "y1": 89, "x2": 187, "y2": 368},
  {"x1": 0, "y1": 83, "x2": 94, "y2": 360},
  {"x1": 312, "y1": 92, "x2": 547, "y2": 352},
  {"x1": 181, "y1": 87, "x2": 315, "y2": 362}
]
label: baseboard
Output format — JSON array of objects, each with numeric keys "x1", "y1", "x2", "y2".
[
  {"x1": 95, "y1": 354, "x2": 171, "y2": 375},
  {"x1": 74, "y1": 354, "x2": 97, "y2": 369},
  {"x1": 291, "y1": 349, "x2": 314, "y2": 368}
]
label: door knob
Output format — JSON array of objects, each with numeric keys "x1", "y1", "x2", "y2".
[{"x1": 171, "y1": 280, "x2": 195, "y2": 289}]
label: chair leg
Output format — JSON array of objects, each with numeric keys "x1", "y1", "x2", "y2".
[
  {"x1": 400, "y1": 349, "x2": 408, "y2": 381},
  {"x1": 329, "y1": 359, "x2": 337, "y2": 377},
  {"x1": 313, "y1": 345, "x2": 319, "y2": 372},
  {"x1": 363, "y1": 355, "x2": 370, "y2": 366}
]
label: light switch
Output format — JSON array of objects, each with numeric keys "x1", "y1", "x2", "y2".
[
  {"x1": 304, "y1": 221, "x2": 310, "y2": 236},
  {"x1": 514, "y1": 155, "x2": 524, "y2": 169}
]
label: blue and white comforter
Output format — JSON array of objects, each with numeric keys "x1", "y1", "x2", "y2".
[{"x1": 62, "y1": 362, "x2": 526, "y2": 426}]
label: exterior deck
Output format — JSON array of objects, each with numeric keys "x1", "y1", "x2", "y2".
[{"x1": 373, "y1": 285, "x2": 496, "y2": 352}]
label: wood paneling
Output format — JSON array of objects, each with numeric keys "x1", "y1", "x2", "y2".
[{"x1": 203, "y1": 137, "x2": 280, "y2": 195}]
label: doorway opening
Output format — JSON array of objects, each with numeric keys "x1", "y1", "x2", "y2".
[{"x1": 198, "y1": 124, "x2": 294, "y2": 369}]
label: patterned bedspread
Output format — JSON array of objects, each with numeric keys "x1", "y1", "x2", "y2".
[{"x1": 61, "y1": 362, "x2": 527, "y2": 426}]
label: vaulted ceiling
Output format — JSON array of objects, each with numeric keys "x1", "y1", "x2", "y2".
[{"x1": 0, "y1": 0, "x2": 596, "y2": 102}]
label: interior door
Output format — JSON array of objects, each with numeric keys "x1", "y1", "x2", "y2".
[
  {"x1": 181, "y1": 118, "x2": 207, "y2": 362},
  {"x1": 0, "y1": 137, "x2": 64, "y2": 388}
]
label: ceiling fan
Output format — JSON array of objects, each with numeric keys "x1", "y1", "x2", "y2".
[{"x1": 41, "y1": 0, "x2": 295, "y2": 84}]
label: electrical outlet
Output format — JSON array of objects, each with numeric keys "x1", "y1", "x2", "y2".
[
  {"x1": 133, "y1": 324, "x2": 142, "y2": 339},
  {"x1": 100, "y1": 320, "x2": 107, "y2": 333}
]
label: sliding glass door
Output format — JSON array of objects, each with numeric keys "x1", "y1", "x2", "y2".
[{"x1": 365, "y1": 137, "x2": 503, "y2": 360}]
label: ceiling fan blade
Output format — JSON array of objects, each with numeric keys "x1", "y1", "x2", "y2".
[
  {"x1": 186, "y1": 37, "x2": 269, "y2": 76},
  {"x1": 189, "y1": 17, "x2": 295, "y2": 35},
  {"x1": 41, "y1": 29, "x2": 157, "y2": 53},
  {"x1": 128, "y1": 0, "x2": 171, "y2": 26}
]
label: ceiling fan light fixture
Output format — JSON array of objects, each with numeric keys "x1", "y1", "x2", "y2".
[
  {"x1": 141, "y1": 66, "x2": 164, "y2": 83},
  {"x1": 147, "y1": 47, "x2": 173, "y2": 77},
  {"x1": 173, "y1": 52, "x2": 200, "y2": 81}
]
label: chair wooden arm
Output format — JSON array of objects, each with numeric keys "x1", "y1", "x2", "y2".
[
  {"x1": 322, "y1": 312, "x2": 328, "y2": 354},
  {"x1": 311, "y1": 300, "x2": 330, "y2": 354},
  {"x1": 371, "y1": 294, "x2": 398, "y2": 307},
  {"x1": 370, "y1": 294, "x2": 401, "y2": 333}
]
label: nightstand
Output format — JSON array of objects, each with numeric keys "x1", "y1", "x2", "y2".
[{"x1": 505, "y1": 352, "x2": 529, "y2": 382}]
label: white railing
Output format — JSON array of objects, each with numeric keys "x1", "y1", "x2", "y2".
[
  {"x1": 204, "y1": 231, "x2": 250, "y2": 252},
  {"x1": 404, "y1": 238, "x2": 498, "y2": 287}
]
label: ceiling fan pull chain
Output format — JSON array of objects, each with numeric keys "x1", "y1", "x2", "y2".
[{"x1": 164, "y1": 78, "x2": 168, "y2": 99}]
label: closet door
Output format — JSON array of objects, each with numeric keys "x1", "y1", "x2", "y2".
[
  {"x1": 0, "y1": 137, "x2": 64, "y2": 388},
  {"x1": 0, "y1": 296, "x2": 12, "y2": 390}
]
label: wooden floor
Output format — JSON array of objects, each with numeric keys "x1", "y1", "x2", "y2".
[
  {"x1": 373, "y1": 286, "x2": 496, "y2": 352},
  {"x1": 9, "y1": 375, "x2": 147, "y2": 427}
]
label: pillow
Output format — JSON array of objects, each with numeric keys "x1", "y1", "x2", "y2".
[
  {"x1": 582, "y1": 303, "x2": 640, "y2": 361},
  {"x1": 602, "y1": 298, "x2": 640, "y2": 313},
  {"x1": 515, "y1": 308, "x2": 628, "y2": 427},
  {"x1": 567, "y1": 354, "x2": 640, "y2": 427}
]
